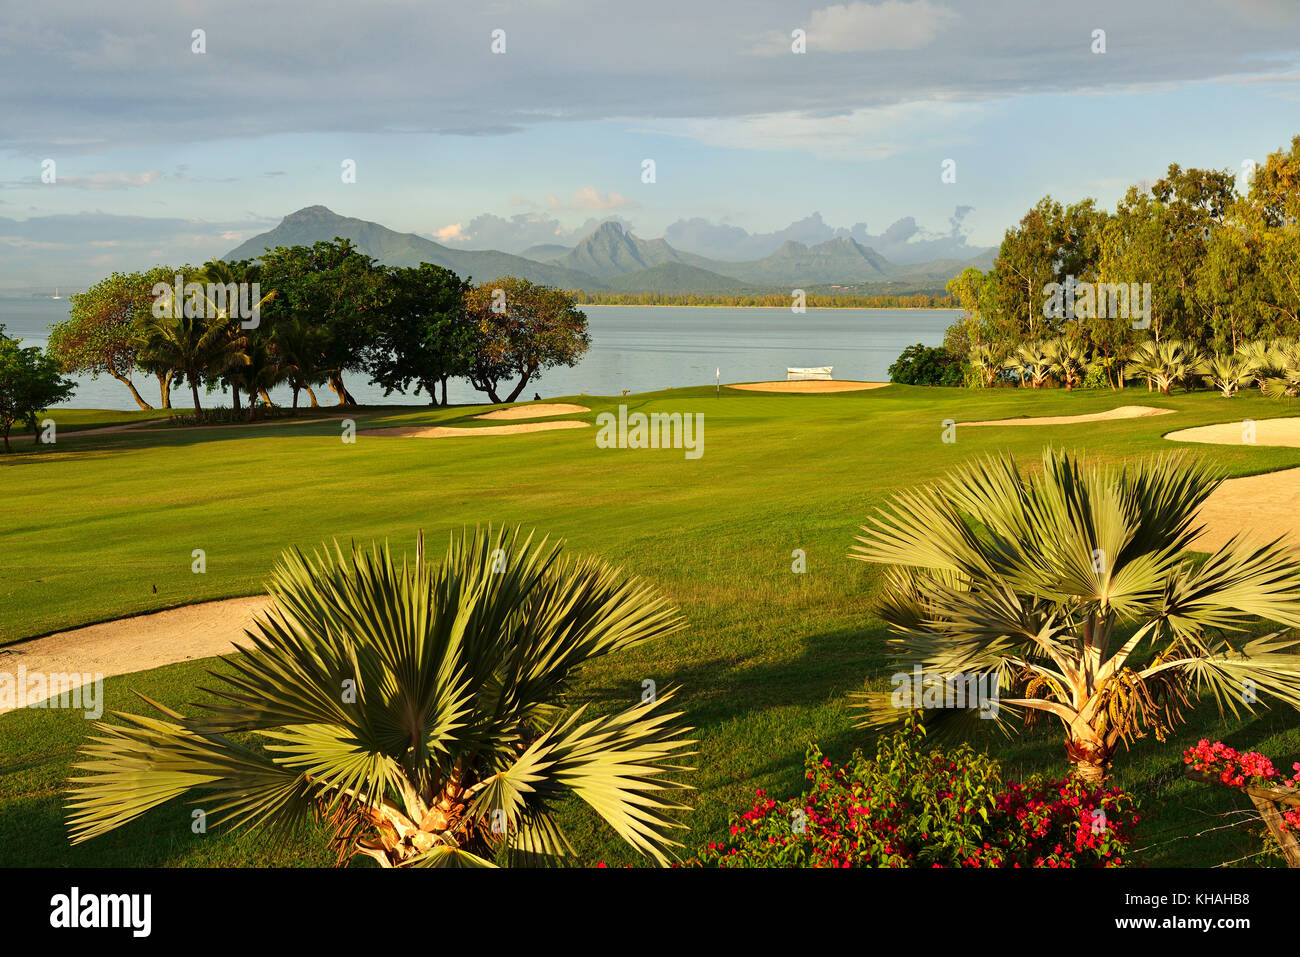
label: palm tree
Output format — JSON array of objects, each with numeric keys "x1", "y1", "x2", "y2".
[
  {"x1": 850, "y1": 448, "x2": 1300, "y2": 782},
  {"x1": 1258, "y1": 338, "x2": 1300, "y2": 399},
  {"x1": 1003, "y1": 341, "x2": 1052, "y2": 388},
  {"x1": 137, "y1": 304, "x2": 246, "y2": 413},
  {"x1": 193, "y1": 259, "x2": 278, "y2": 413},
  {"x1": 1043, "y1": 336, "x2": 1088, "y2": 391},
  {"x1": 967, "y1": 343, "x2": 1005, "y2": 389},
  {"x1": 66, "y1": 528, "x2": 695, "y2": 867},
  {"x1": 1124, "y1": 339, "x2": 1200, "y2": 395},
  {"x1": 272, "y1": 317, "x2": 329, "y2": 411},
  {"x1": 1201, "y1": 351, "x2": 1256, "y2": 397}
]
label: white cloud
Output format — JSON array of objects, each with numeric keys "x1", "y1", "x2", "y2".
[
  {"x1": 755, "y1": 1, "x2": 959, "y2": 54},
  {"x1": 545, "y1": 186, "x2": 638, "y2": 212},
  {"x1": 643, "y1": 99, "x2": 986, "y2": 161},
  {"x1": 432, "y1": 222, "x2": 467, "y2": 242}
]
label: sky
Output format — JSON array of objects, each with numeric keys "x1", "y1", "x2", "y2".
[{"x1": 2, "y1": 0, "x2": 1300, "y2": 289}]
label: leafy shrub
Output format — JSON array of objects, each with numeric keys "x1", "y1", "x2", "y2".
[
  {"x1": 888, "y1": 344, "x2": 963, "y2": 386},
  {"x1": 1080, "y1": 363, "x2": 1110, "y2": 390},
  {"x1": 687, "y1": 715, "x2": 1139, "y2": 868}
]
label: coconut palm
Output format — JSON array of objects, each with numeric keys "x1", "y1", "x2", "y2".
[
  {"x1": 1201, "y1": 351, "x2": 1256, "y2": 397},
  {"x1": 1043, "y1": 336, "x2": 1088, "y2": 391},
  {"x1": 1003, "y1": 341, "x2": 1053, "y2": 389},
  {"x1": 1124, "y1": 338, "x2": 1200, "y2": 395},
  {"x1": 272, "y1": 316, "x2": 330, "y2": 411},
  {"x1": 66, "y1": 527, "x2": 695, "y2": 867},
  {"x1": 195, "y1": 259, "x2": 277, "y2": 414},
  {"x1": 850, "y1": 448, "x2": 1300, "y2": 782},
  {"x1": 136, "y1": 303, "x2": 247, "y2": 413}
]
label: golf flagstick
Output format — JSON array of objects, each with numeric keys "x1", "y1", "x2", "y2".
[{"x1": 716, "y1": 367, "x2": 720, "y2": 397}]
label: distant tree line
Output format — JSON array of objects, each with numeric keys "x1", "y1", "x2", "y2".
[
  {"x1": 573, "y1": 291, "x2": 956, "y2": 309},
  {"x1": 47, "y1": 240, "x2": 591, "y2": 415},
  {"x1": 934, "y1": 134, "x2": 1300, "y2": 394}
]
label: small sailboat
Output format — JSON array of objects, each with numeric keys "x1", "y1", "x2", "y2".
[{"x1": 51, "y1": 287, "x2": 62, "y2": 300}]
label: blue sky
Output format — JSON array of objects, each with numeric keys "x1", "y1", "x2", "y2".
[{"x1": 2, "y1": 0, "x2": 1300, "y2": 288}]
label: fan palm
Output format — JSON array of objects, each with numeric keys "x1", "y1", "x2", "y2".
[
  {"x1": 850, "y1": 448, "x2": 1300, "y2": 782},
  {"x1": 1259, "y1": 339, "x2": 1300, "y2": 399},
  {"x1": 1124, "y1": 339, "x2": 1200, "y2": 395},
  {"x1": 1003, "y1": 341, "x2": 1052, "y2": 389},
  {"x1": 1201, "y1": 351, "x2": 1256, "y2": 397},
  {"x1": 967, "y1": 343, "x2": 1005, "y2": 389},
  {"x1": 1043, "y1": 336, "x2": 1088, "y2": 391},
  {"x1": 66, "y1": 527, "x2": 696, "y2": 866}
]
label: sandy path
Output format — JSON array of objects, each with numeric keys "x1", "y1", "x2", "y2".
[
  {"x1": 960, "y1": 405, "x2": 1174, "y2": 427},
  {"x1": 474, "y1": 403, "x2": 590, "y2": 420},
  {"x1": 0, "y1": 597, "x2": 270, "y2": 714},
  {"x1": 362, "y1": 420, "x2": 591, "y2": 439},
  {"x1": 1167, "y1": 417, "x2": 1300, "y2": 448},
  {"x1": 727, "y1": 380, "x2": 890, "y2": 393}
]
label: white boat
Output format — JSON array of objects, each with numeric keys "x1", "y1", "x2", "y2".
[
  {"x1": 51, "y1": 287, "x2": 62, "y2": 300},
  {"x1": 787, "y1": 366, "x2": 833, "y2": 381}
]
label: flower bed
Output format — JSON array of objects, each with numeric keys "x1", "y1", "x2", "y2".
[
  {"x1": 687, "y1": 715, "x2": 1139, "y2": 868},
  {"x1": 1184, "y1": 740, "x2": 1300, "y2": 834}
]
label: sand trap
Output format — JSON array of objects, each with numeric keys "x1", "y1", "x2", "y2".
[
  {"x1": 362, "y1": 420, "x2": 591, "y2": 439},
  {"x1": 474, "y1": 403, "x2": 590, "y2": 421},
  {"x1": 960, "y1": 406, "x2": 1175, "y2": 427},
  {"x1": 727, "y1": 380, "x2": 890, "y2": 393},
  {"x1": 1191, "y1": 467, "x2": 1300, "y2": 554},
  {"x1": 1167, "y1": 417, "x2": 1300, "y2": 448},
  {"x1": 0, "y1": 597, "x2": 270, "y2": 714}
]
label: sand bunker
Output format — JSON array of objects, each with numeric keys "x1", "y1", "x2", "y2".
[
  {"x1": 1191, "y1": 467, "x2": 1300, "y2": 554},
  {"x1": 961, "y1": 406, "x2": 1175, "y2": 427},
  {"x1": 0, "y1": 596, "x2": 270, "y2": 714},
  {"x1": 474, "y1": 403, "x2": 590, "y2": 421},
  {"x1": 727, "y1": 380, "x2": 890, "y2": 394},
  {"x1": 1167, "y1": 417, "x2": 1300, "y2": 448},
  {"x1": 363, "y1": 420, "x2": 591, "y2": 439}
]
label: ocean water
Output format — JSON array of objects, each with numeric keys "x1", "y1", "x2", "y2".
[{"x1": 0, "y1": 298, "x2": 957, "y2": 410}]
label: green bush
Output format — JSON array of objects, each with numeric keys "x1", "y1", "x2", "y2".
[{"x1": 888, "y1": 344, "x2": 963, "y2": 386}]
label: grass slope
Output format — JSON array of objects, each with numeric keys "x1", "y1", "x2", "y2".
[{"x1": 3, "y1": 384, "x2": 1299, "y2": 867}]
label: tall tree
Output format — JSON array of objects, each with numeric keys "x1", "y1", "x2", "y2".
[
  {"x1": 46, "y1": 267, "x2": 176, "y2": 409},
  {"x1": 257, "y1": 240, "x2": 388, "y2": 407},
  {"x1": 463, "y1": 277, "x2": 591, "y2": 403},
  {"x1": 368, "y1": 263, "x2": 473, "y2": 406}
]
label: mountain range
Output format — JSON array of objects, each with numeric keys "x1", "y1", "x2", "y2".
[{"x1": 224, "y1": 206, "x2": 994, "y2": 294}]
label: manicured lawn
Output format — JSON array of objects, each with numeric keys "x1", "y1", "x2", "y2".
[{"x1": 3, "y1": 384, "x2": 1300, "y2": 866}]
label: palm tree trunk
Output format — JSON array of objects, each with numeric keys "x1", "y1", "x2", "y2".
[
  {"x1": 157, "y1": 373, "x2": 172, "y2": 409},
  {"x1": 190, "y1": 379, "x2": 202, "y2": 413},
  {"x1": 232, "y1": 383, "x2": 242, "y2": 415},
  {"x1": 306, "y1": 386, "x2": 319, "y2": 408}
]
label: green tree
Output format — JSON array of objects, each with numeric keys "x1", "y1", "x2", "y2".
[
  {"x1": 137, "y1": 286, "x2": 247, "y2": 413},
  {"x1": 0, "y1": 326, "x2": 77, "y2": 452},
  {"x1": 66, "y1": 528, "x2": 694, "y2": 867},
  {"x1": 368, "y1": 263, "x2": 473, "y2": 406},
  {"x1": 464, "y1": 277, "x2": 591, "y2": 403},
  {"x1": 257, "y1": 240, "x2": 388, "y2": 407},
  {"x1": 46, "y1": 268, "x2": 176, "y2": 409}
]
